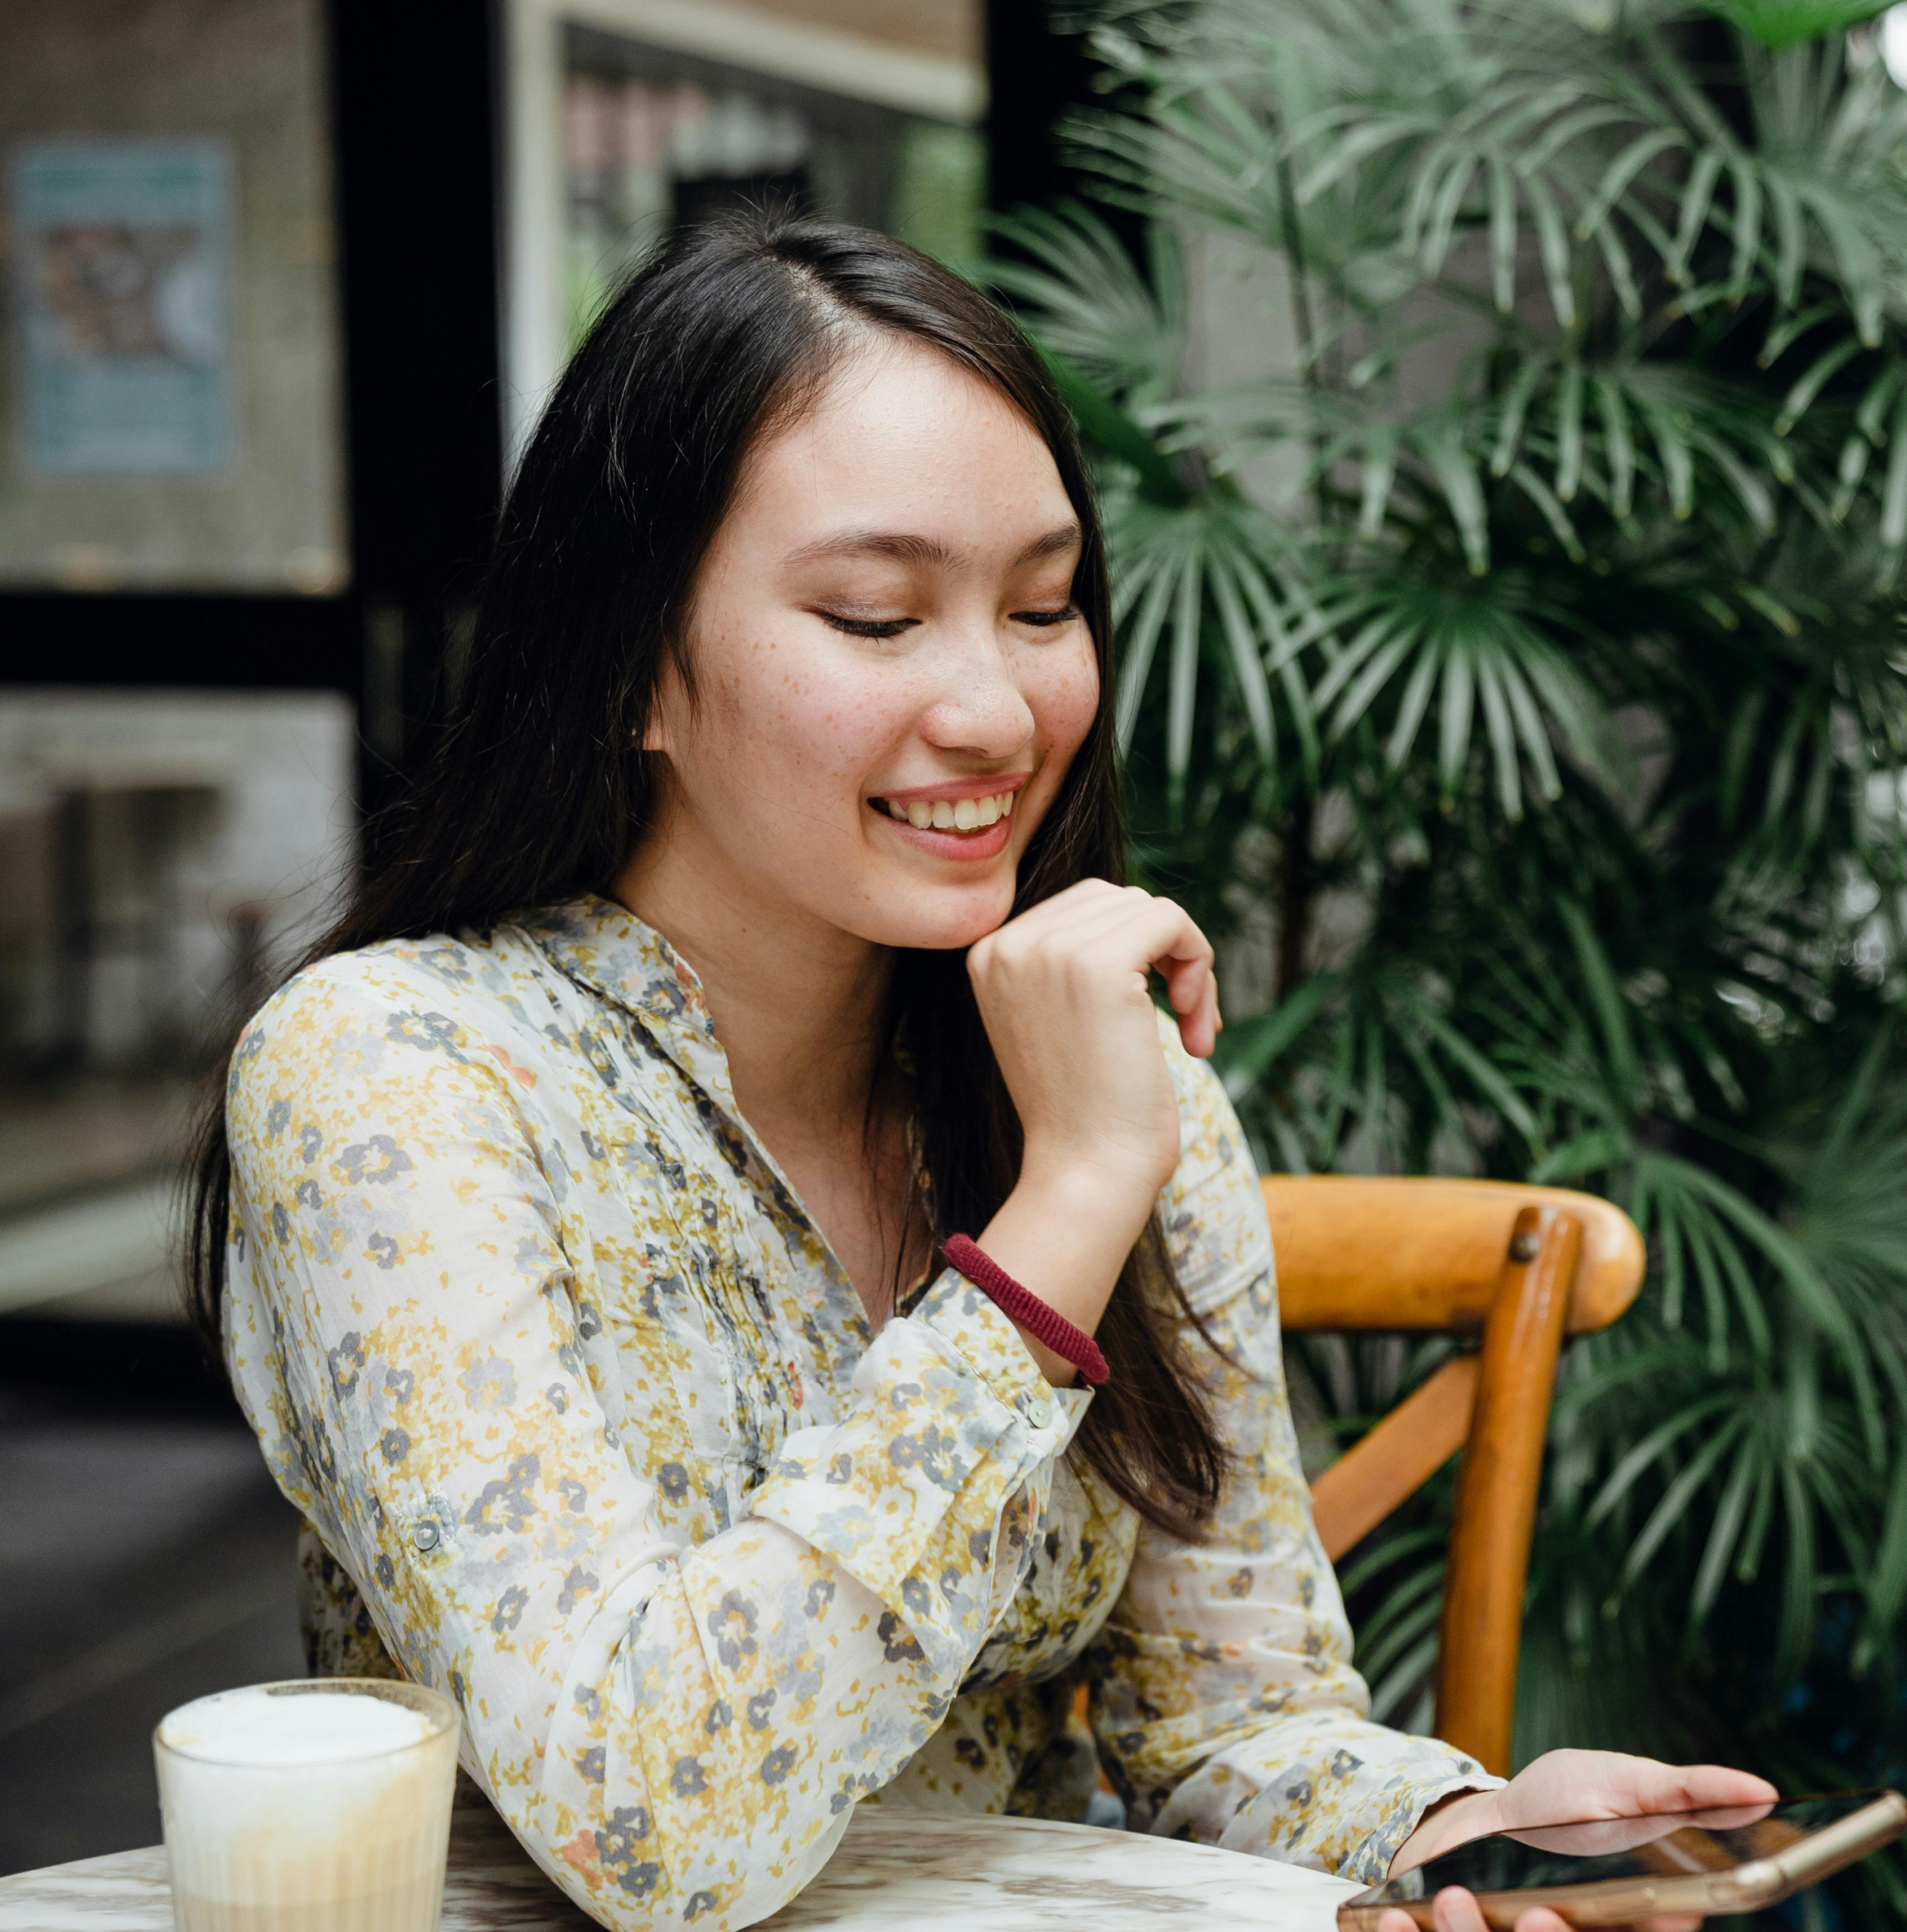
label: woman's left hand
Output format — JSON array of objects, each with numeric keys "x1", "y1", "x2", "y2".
[{"x1": 1379, "y1": 1749, "x2": 1779, "y2": 1932}]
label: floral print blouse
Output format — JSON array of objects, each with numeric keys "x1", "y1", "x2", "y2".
[{"x1": 223, "y1": 896, "x2": 1496, "y2": 1932}]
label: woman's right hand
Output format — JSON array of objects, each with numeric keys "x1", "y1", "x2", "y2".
[
  {"x1": 964, "y1": 881, "x2": 1220, "y2": 1380},
  {"x1": 969, "y1": 880, "x2": 1220, "y2": 1200}
]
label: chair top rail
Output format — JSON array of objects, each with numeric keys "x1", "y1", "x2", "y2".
[{"x1": 1262, "y1": 1174, "x2": 1644, "y2": 1336}]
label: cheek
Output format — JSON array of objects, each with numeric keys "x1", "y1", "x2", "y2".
[
  {"x1": 1026, "y1": 635, "x2": 1102, "y2": 756},
  {"x1": 694, "y1": 629, "x2": 913, "y2": 793}
]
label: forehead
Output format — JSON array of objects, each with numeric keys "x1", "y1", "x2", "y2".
[{"x1": 733, "y1": 335, "x2": 1074, "y2": 546}]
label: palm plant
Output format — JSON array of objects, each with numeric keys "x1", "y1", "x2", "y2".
[{"x1": 991, "y1": 0, "x2": 1907, "y2": 1915}]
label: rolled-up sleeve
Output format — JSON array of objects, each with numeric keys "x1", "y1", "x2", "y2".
[
  {"x1": 1089, "y1": 1032, "x2": 1500, "y2": 1884},
  {"x1": 222, "y1": 962, "x2": 1080, "y2": 1932}
]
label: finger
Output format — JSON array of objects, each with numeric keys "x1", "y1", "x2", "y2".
[
  {"x1": 1028, "y1": 889, "x2": 1219, "y2": 1041},
  {"x1": 968, "y1": 881, "x2": 1112, "y2": 959},
  {"x1": 1433, "y1": 1887, "x2": 1489, "y2": 1932},
  {"x1": 998, "y1": 877, "x2": 1128, "y2": 939},
  {"x1": 1612, "y1": 1760, "x2": 1779, "y2": 1815},
  {"x1": 1058, "y1": 890, "x2": 1211, "y2": 973},
  {"x1": 1095, "y1": 896, "x2": 1217, "y2": 1000},
  {"x1": 1105, "y1": 899, "x2": 1220, "y2": 1056},
  {"x1": 1167, "y1": 958, "x2": 1220, "y2": 1058},
  {"x1": 1377, "y1": 1912, "x2": 1419, "y2": 1932},
  {"x1": 985, "y1": 887, "x2": 1223, "y2": 1056},
  {"x1": 1513, "y1": 1911, "x2": 1572, "y2": 1932},
  {"x1": 1157, "y1": 943, "x2": 1220, "y2": 1057}
]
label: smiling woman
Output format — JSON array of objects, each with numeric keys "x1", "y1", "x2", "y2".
[{"x1": 186, "y1": 216, "x2": 1768, "y2": 1932}]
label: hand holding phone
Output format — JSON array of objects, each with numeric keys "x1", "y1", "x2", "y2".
[
  {"x1": 1346, "y1": 1788, "x2": 1907, "y2": 1930},
  {"x1": 1378, "y1": 1753, "x2": 1780, "y2": 1932}
]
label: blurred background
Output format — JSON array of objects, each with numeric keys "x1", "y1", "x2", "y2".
[
  {"x1": 0, "y1": 0, "x2": 1072, "y2": 1875},
  {"x1": 4, "y1": 0, "x2": 1906, "y2": 1923}
]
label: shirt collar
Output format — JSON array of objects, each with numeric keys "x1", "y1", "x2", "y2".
[{"x1": 524, "y1": 894, "x2": 740, "y2": 1113}]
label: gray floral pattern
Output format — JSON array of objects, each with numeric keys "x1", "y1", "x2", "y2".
[{"x1": 227, "y1": 896, "x2": 1496, "y2": 1932}]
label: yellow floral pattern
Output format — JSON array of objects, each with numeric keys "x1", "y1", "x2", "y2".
[{"x1": 224, "y1": 896, "x2": 1497, "y2": 1930}]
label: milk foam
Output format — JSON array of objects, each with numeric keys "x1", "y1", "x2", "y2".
[
  {"x1": 160, "y1": 1687, "x2": 431, "y2": 1765},
  {"x1": 156, "y1": 1686, "x2": 457, "y2": 1902}
]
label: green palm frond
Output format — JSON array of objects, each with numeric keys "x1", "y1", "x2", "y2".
[
  {"x1": 1018, "y1": 7, "x2": 1907, "y2": 1881},
  {"x1": 1308, "y1": 562, "x2": 1610, "y2": 815},
  {"x1": 986, "y1": 202, "x2": 1186, "y2": 409},
  {"x1": 1101, "y1": 471, "x2": 1319, "y2": 811}
]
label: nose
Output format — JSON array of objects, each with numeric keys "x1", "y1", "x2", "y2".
[{"x1": 917, "y1": 627, "x2": 1036, "y2": 760}]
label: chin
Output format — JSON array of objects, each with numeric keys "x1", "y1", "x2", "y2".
[{"x1": 851, "y1": 875, "x2": 1018, "y2": 953}]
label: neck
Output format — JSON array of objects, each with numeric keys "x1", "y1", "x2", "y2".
[{"x1": 612, "y1": 826, "x2": 895, "y2": 1138}]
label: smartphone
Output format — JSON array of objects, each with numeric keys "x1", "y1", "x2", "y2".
[{"x1": 1337, "y1": 1789, "x2": 1907, "y2": 1929}]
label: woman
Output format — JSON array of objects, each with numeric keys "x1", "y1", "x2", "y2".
[{"x1": 195, "y1": 217, "x2": 1769, "y2": 1932}]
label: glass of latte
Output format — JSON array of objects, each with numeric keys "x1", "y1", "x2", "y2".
[{"x1": 153, "y1": 1678, "x2": 460, "y2": 1932}]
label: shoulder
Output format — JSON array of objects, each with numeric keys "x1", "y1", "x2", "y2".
[
  {"x1": 240, "y1": 924, "x2": 558, "y2": 1049},
  {"x1": 1151, "y1": 1007, "x2": 1274, "y2": 1314},
  {"x1": 226, "y1": 926, "x2": 562, "y2": 1129},
  {"x1": 1152, "y1": 1004, "x2": 1243, "y2": 1154}
]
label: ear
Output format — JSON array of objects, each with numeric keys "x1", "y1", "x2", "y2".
[{"x1": 642, "y1": 659, "x2": 687, "y2": 756}]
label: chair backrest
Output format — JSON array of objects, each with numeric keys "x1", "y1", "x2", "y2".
[{"x1": 1264, "y1": 1175, "x2": 1645, "y2": 1774}]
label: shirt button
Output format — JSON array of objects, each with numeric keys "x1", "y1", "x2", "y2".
[
  {"x1": 414, "y1": 1522, "x2": 440, "y2": 1552},
  {"x1": 1021, "y1": 1393, "x2": 1054, "y2": 1430}
]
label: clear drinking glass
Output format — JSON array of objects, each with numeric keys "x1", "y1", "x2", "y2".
[{"x1": 153, "y1": 1678, "x2": 461, "y2": 1932}]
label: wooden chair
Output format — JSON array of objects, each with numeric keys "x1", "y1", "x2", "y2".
[{"x1": 1268, "y1": 1176, "x2": 1646, "y2": 1776}]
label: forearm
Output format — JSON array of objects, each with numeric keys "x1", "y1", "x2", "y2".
[
  {"x1": 975, "y1": 1161, "x2": 1155, "y2": 1387},
  {"x1": 522, "y1": 1523, "x2": 958, "y2": 1928},
  {"x1": 309, "y1": 1279, "x2": 1079, "y2": 1930},
  {"x1": 1125, "y1": 1703, "x2": 1500, "y2": 1886}
]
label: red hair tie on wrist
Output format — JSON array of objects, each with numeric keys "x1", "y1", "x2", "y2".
[{"x1": 941, "y1": 1235, "x2": 1110, "y2": 1388}]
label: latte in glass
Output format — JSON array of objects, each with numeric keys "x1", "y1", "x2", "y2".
[{"x1": 153, "y1": 1679, "x2": 460, "y2": 1932}]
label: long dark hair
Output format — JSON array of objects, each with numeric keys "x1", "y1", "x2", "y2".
[{"x1": 187, "y1": 214, "x2": 1225, "y2": 1538}]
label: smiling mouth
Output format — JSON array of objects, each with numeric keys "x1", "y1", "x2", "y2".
[{"x1": 871, "y1": 789, "x2": 1018, "y2": 833}]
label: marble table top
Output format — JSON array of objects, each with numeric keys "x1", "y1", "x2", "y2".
[{"x1": 0, "y1": 1799, "x2": 1360, "y2": 1931}]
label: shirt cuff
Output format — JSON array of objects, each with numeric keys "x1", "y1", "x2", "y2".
[
  {"x1": 910, "y1": 1265, "x2": 1094, "y2": 1451},
  {"x1": 742, "y1": 1268, "x2": 1090, "y2": 1680},
  {"x1": 1351, "y1": 1762, "x2": 1507, "y2": 1886}
]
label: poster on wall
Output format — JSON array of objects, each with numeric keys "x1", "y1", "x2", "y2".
[
  {"x1": 11, "y1": 138, "x2": 235, "y2": 476},
  {"x1": 0, "y1": 0, "x2": 346, "y2": 590}
]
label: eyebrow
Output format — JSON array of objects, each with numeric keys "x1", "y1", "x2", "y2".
[{"x1": 784, "y1": 522, "x2": 1083, "y2": 570}]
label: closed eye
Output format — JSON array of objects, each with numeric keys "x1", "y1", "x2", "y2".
[
  {"x1": 817, "y1": 611, "x2": 919, "y2": 639},
  {"x1": 1011, "y1": 604, "x2": 1080, "y2": 629}
]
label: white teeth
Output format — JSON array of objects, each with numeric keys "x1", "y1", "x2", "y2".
[{"x1": 881, "y1": 789, "x2": 1017, "y2": 830}]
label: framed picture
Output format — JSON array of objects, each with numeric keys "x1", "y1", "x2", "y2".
[
  {"x1": 0, "y1": 0, "x2": 346, "y2": 592},
  {"x1": 12, "y1": 138, "x2": 235, "y2": 479}
]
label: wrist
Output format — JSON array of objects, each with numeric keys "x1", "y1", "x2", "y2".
[
  {"x1": 970, "y1": 1163, "x2": 1156, "y2": 1385},
  {"x1": 1387, "y1": 1788, "x2": 1502, "y2": 1878},
  {"x1": 1017, "y1": 1145, "x2": 1164, "y2": 1226}
]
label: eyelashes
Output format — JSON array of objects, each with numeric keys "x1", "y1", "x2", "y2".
[
  {"x1": 815, "y1": 604, "x2": 1080, "y2": 638},
  {"x1": 820, "y1": 614, "x2": 915, "y2": 638}
]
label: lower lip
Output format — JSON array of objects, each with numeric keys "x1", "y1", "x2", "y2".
[{"x1": 870, "y1": 804, "x2": 1015, "y2": 862}]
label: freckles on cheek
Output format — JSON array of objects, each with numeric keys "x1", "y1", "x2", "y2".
[
  {"x1": 805, "y1": 675, "x2": 919, "y2": 770},
  {"x1": 1031, "y1": 641, "x2": 1103, "y2": 755},
  {"x1": 721, "y1": 646, "x2": 915, "y2": 800},
  {"x1": 705, "y1": 633, "x2": 816, "y2": 776}
]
